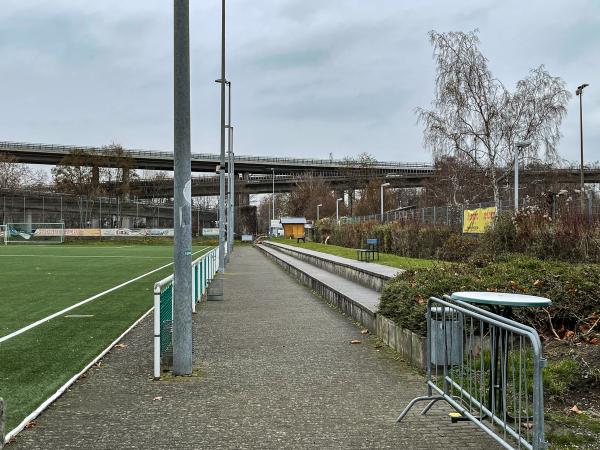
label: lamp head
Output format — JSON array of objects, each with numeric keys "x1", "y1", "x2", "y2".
[
  {"x1": 317, "y1": 204, "x2": 323, "y2": 207},
  {"x1": 337, "y1": 198, "x2": 343, "y2": 202},
  {"x1": 381, "y1": 182, "x2": 391, "y2": 187},
  {"x1": 515, "y1": 140, "x2": 532, "y2": 149},
  {"x1": 576, "y1": 83, "x2": 589, "y2": 95}
]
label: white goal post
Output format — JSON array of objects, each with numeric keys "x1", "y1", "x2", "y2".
[{"x1": 3, "y1": 223, "x2": 65, "y2": 245}]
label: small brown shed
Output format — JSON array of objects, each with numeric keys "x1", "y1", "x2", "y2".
[{"x1": 280, "y1": 217, "x2": 307, "y2": 239}]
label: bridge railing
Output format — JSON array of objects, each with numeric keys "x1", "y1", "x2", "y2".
[{"x1": 0, "y1": 141, "x2": 433, "y2": 171}]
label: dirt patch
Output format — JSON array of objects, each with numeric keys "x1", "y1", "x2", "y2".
[{"x1": 544, "y1": 337, "x2": 600, "y2": 412}]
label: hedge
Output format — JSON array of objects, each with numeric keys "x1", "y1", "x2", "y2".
[{"x1": 378, "y1": 254, "x2": 600, "y2": 337}]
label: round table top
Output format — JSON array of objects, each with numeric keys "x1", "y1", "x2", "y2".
[{"x1": 450, "y1": 291, "x2": 552, "y2": 307}]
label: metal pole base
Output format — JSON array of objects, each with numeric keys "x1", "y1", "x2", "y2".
[
  {"x1": 207, "y1": 273, "x2": 224, "y2": 301},
  {"x1": 395, "y1": 395, "x2": 444, "y2": 423}
]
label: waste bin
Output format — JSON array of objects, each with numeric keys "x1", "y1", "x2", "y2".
[{"x1": 430, "y1": 306, "x2": 463, "y2": 366}]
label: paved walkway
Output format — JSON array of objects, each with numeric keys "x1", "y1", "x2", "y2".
[{"x1": 9, "y1": 246, "x2": 499, "y2": 449}]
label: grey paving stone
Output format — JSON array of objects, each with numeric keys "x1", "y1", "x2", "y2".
[{"x1": 9, "y1": 246, "x2": 500, "y2": 449}]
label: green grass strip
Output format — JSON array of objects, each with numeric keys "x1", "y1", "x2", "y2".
[{"x1": 269, "y1": 238, "x2": 436, "y2": 270}]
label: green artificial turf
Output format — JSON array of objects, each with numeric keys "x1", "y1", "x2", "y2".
[
  {"x1": 0, "y1": 244, "x2": 207, "y2": 335},
  {"x1": 269, "y1": 238, "x2": 435, "y2": 270},
  {"x1": 0, "y1": 242, "x2": 211, "y2": 432}
]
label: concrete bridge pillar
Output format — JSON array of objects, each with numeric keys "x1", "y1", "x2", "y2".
[
  {"x1": 121, "y1": 168, "x2": 131, "y2": 201},
  {"x1": 236, "y1": 192, "x2": 250, "y2": 207},
  {"x1": 348, "y1": 190, "x2": 354, "y2": 216},
  {"x1": 92, "y1": 166, "x2": 100, "y2": 194}
]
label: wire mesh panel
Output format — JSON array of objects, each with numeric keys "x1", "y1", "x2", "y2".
[{"x1": 159, "y1": 284, "x2": 173, "y2": 357}]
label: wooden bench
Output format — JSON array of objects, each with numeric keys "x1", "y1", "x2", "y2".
[
  {"x1": 296, "y1": 235, "x2": 306, "y2": 243},
  {"x1": 356, "y1": 238, "x2": 379, "y2": 262}
]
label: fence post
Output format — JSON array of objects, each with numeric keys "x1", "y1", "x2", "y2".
[
  {"x1": 153, "y1": 285, "x2": 161, "y2": 380},
  {"x1": 0, "y1": 397, "x2": 4, "y2": 449}
]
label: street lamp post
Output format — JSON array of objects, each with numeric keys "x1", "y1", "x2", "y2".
[
  {"x1": 208, "y1": 0, "x2": 226, "y2": 301},
  {"x1": 271, "y1": 168, "x2": 275, "y2": 221},
  {"x1": 514, "y1": 141, "x2": 532, "y2": 212},
  {"x1": 216, "y1": 79, "x2": 233, "y2": 259},
  {"x1": 576, "y1": 83, "x2": 589, "y2": 212},
  {"x1": 229, "y1": 125, "x2": 234, "y2": 251},
  {"x1": 317, "y1": 203, "x2": 322, "y2": 221},
  {"x1": 336, "y1": 197, "x2": 343, "y2": 224},
  {"x1": 380, "y1": 182, "x2": 390, "y2": 222}
]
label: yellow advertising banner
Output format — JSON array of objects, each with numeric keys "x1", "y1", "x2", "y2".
[
  {"x1": 63, "y1": 228, "x2": 101, "y2": 237},
  {"x1": 462, "y1": 206, "x2": 497, "y2": 234}
]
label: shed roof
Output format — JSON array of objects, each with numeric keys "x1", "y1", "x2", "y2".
[{"x1": 280, "y1": 217, "x2": 307, "y2": 224}]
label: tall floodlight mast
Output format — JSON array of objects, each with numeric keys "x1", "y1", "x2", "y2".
[{"x1": 173, "y1": 0, "x2": 193, "y2": 375}]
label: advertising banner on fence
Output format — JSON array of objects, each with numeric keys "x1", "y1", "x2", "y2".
[
  {"x1": 101, "y1": 228, "x2": 175, "y2": 237},
  {"x1": 202, "y1": 228, "x2": 220, "y2": 236},
  {"x1": 462, "y1": 206, "x2": 497, "y2": 234},
  {"x1": 65, "y1": 229, "x2": 101, "y2": 237}
]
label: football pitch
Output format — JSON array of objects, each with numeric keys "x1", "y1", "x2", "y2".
[{"x1": 0, "y1": 242, "x2": 211, "y2": 433}]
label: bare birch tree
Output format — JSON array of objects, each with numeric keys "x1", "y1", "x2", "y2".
[{"x1": 418, "y1": 30, "x2": 570, "y2": 207}]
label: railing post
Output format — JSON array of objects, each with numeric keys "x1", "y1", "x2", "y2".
[
  {"x1": 0, "y1": 398, "x2": 4, "y2": 450},
  {"x1": 191, "y1": 262, "x2": 196, "y2": 313},
  {"x1": 153, "y1": 284, "x2": 161, "y2": 380}
]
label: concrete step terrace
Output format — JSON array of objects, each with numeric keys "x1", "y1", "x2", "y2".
[{"x1": 262, "y1": 241, "x2": 402, "y2": 292}]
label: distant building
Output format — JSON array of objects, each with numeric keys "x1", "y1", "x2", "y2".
[{"x1": 280, "y1": 217, "x2": 307, "y2": 239}]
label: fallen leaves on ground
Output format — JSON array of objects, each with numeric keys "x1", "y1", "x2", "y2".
[
  {"x1": 114, "y1": 343, "x2": 128, "y2": 349},
  {"x1": 361, "y1": 329, "x2": 369, "y2": 335},
  {"x1": 153, "y1": 396, "x2": 163, "y2": 401},
  {"x1": 570, "y1": 405, "x2": 583, "y2": 414}
]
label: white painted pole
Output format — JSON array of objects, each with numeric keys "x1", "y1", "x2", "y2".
[{"x1": 153, "y1": 285, "x2": 161, "y2": 380}]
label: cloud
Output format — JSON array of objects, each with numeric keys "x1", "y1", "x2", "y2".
[{"x1": 0, "y1": 0, "x2": 597, "y2": 165}]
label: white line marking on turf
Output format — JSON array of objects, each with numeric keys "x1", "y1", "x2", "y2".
[
  {"x1": 5, "y1": 306, "x2": 155, "y2": 445},
  {"x1": 0, "y1": 255, "x2": 173, "y2": 259},
  {"x1": 0, "y1": 248, "x2": 208, "y2": 344}
]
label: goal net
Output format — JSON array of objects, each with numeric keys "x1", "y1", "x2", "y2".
[{"x1": 4, "y1": 223, "x2": 65, "y2": 244}]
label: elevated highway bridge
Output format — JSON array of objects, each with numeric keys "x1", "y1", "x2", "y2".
[
  {"x1": 3, "y1": 141, "x2": 600, "y2": 198},
  {"x1": 0, "y1": 141, "x2": 433, "y2": 176}
]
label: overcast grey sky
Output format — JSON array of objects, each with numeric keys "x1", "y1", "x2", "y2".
[{"x1": 0, "y1": 0, "x2": 598, "y2": 164}]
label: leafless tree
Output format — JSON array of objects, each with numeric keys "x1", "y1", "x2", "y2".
[
  {"x1": 354, "y1": 178, "x2": 397, "y2": 216},
  {"x1": 285, "y1": 173, "x2": 338, "y2": 219},
  {"x1": 100, "y1": 144, "x2": 138, "y2": 199},
  {"x1": 422, "y1": 156, "x2": 490, "y2": 206},
  {"x1": 0, "y1": 154, "x2": 33, "y2": 190},
  {"x1": 418, "y1": 30, "x2": 570, "y2": 207},
  {"x1": 52, "y1": 150, "x2": 101, "y2": 197}
]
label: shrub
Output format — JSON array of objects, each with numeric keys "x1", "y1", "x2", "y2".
[
  {"x1": 379, "y1": 255, "x2": 600, "y2": 336},
  {"x1": 436, "y1": 234, "x2": 479, "y2": 261}
]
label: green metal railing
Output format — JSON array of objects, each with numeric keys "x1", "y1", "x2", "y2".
[{"x1": 153, "y1": 247, "x2": 219, "y2": 379}]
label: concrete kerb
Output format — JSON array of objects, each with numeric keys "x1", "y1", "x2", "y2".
[
  {"x1": 257, "y1": 244, "x2": 427, "y2": 370},
  {"x1": 262, "y1": 241, "x2": 401, "y2": 292}
]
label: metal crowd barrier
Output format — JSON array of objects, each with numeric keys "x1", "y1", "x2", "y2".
[
  {"x1": 397, "y1": 296, "x2": 547, "y2": 450},
  {"x1": 153, "y1": 247, "x2": 220, "y2": 379}
]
